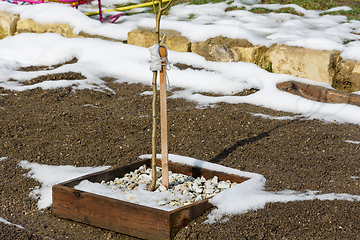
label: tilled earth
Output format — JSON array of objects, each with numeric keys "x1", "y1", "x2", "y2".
[{"x1": 1, "y1": 68, "x2": 360, "y2": 239}]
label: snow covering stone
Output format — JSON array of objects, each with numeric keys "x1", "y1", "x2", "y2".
[{"x1": 101, "y1": 164, "x2": 237, "y2": 208}]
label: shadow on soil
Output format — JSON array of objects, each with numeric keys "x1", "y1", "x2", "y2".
[{"x1": 209, "y1": 119, "x2": 300, "y2": 164}]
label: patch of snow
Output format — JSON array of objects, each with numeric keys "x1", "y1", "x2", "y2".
[
  {"x1": 249, "y1": 112, "x2": 299, "y2": 120},
  {"x1": 18, "y1": 154, "x2": 360, "y2": 222},
  {"x1": 344, "y1": 140, "x2": 360, "y2": 144},
  {"x1": 0, "y1": 217, "x2": 25, "y2": 229},
  {"x1": 18, "y1": 160, "x2": 110, "y2": 210}
]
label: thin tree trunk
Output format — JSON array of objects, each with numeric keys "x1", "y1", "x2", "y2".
[{"x1": 150, "y1": 71, "x2": 157, "y2": 191}]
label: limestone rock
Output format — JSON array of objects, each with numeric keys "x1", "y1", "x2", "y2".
[
  {"x1": 2, "y1": 8, "x2": 357, "y2": 95},
  {"x1": 16, "y1": 18, "x2": 81, "y2": 38},
  {"x1": 128, "y1": 29, "x2": 157, "y2": 48},
  {"x1": 333, "y1": 60, "x2": 360, "y2": 93},
  {"x1": 266, "y1": 44, "x2": 342, "y2": 85},
  {"x1": 0, "y1": 11, "x2": 19, "y2": 38},
  {"x1": 191, "y1": 37, "x2": 253, "y2": 62},
  {"x1": 167, "y1": 34, "x2": 191, "y2": 52},
  {"x1": 78, "y1": 31, "x2": 122, "y2": 42},
  {"x1": 230, "y1": 45, "x2": 269, "y2": 69},
  {"x1": 127, "y1": 28, "x2": 191, "y2": 52}
]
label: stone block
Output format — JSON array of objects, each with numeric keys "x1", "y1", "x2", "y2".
[
  {"x1": 266, "y1": 45, "x2": 341, "y2": 85},
  {"x1": 166, "y1": 34, "x2": 191, "y2": 52},
  {"x1": 0, "y1": 11, "x2": 19, "y2": 38},
  {"x1": 191, "y1": 37, "x2": 253, "y2": 62},
  {"x1": 78, "y1": 31, "x2": 121, "y2": 42},
  {"x1": 128, "y1": 29, "x2": 157, "y2": 48},
  {"x1": 127, "y1": 28, "x2": 190, "y2": 52},
  {"x1": 230, "y1": 45, "x2": 269, "y2": 69},
  {"x1": 0, "y1": 10, "x2": 353, "y2": 92},
  {"x1": 16, "y1": 19, "x2": 80, "y2": 38},
  {"x1": 332, "y1": 60, "x2": 360, "y2": 93}
]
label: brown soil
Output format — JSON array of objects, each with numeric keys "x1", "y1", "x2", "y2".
[{"x1": 1, "y1": 66, "x2": 360, "y2": 239}]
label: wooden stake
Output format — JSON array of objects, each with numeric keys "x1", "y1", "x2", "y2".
[
  {"x1": 159, "y1": 46, "x2": 169, "y2": 189},
  {"x1": 150, "y1": 0, "x2": 173, "y2": 191}
]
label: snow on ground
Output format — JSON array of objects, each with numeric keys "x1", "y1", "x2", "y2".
[
  {"x1": 1, "y1": 33, "x2": 360, "y2": 124},
  {"x1": 18, "y1": 161, "x2": 110, "y2": 210},
  {"x1": 0, "y1": 0, "x2": 360, "y2": 223},
  {"x1": 0, "y1": 217, "x2": 25, "y2": 229},
  {"x1": 344, "y1": 140, "x2": 360, "y2": 144},
  {"x1": 3, "y1": 155, "x2": 360, "y2": 224},
  {"x1": 249, "y1": 112, "x2": 299, "y2": 121},
  {"x1": 1, "y1": 0, "x2": 360, "y2": 52}
]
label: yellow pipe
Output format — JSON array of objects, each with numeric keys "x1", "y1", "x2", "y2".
[{"x1": 85, "y1": 0, "x2": 170, "y2": 16}]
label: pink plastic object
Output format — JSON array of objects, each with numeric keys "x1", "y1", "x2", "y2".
[
  {"x1": 97, "y1": 0, "x2": 124, "y2": 23},
  {"x1": 3, "y1": 0, "x2": 122, "y2": 23}
]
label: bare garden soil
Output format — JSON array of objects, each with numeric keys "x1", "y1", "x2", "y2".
[{"x1": 1, "y1": 66, "x2": 360, "y2": 239}]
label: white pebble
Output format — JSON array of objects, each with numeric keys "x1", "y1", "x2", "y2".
[
  {"x1": 194, "y1": 178, "x2": 202, "y2": 185},
  {"x1": 187, "y1": 192, "x2": 195, "y2": 198},
  {"x1": 218, "y1": 181, "x2": 230, "y2": 189},
  {"x1": 169, "y1": 201, "x2": 180, "y2": 206},
  {"x1": 195, "y1": 195, "x2": 203, "y2": 202},
  {"x1": 101, "y1": 164, "x2": 237, "y2": 209},
  {"x1": 158, "y1": 185, "x2": 167, "y2": 192},
  {"x1": 195, "y1": 187, "x2": 203, "y2": 194},
  {"x1": 140, "y1": 174, "x2": 151, "y2": 182},
  {"x1": 204, "y1": 188, "x2": 214, "y2": 194},
  {"x1": 182, "y1": 189, "x2": 189, "y2": 195},
  {"x1": 211, "y1": 176, "x2": 219, "y2": 184}
]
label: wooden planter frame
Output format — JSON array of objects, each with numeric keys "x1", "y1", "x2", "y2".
[{"x1": 52, "y1": 159, "x2": 249, "y2": 239}]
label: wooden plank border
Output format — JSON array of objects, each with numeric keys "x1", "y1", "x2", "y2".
[{"x1": 52, "y1": 159, "x2": 249, "y2": 239}]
